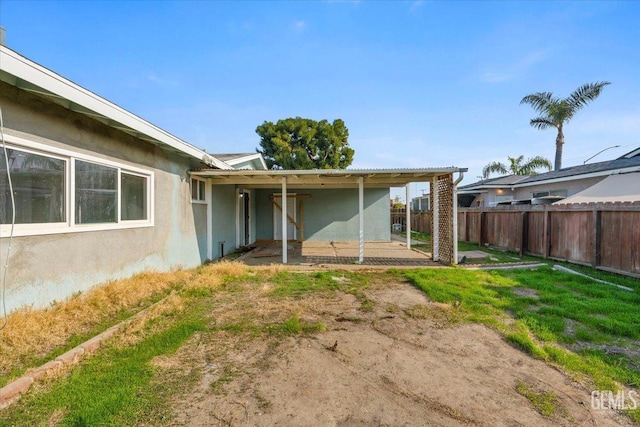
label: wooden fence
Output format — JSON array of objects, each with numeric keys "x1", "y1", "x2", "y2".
[
  {"x1": 458, "y1": 203, "x2": 640, "y2": 277},
  {"x1": 390, "y1": 209, "x2": 432, "y2": 234}
]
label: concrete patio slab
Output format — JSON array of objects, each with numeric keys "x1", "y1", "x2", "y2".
[
  {"x1": 238, "y1": 241, "x2": 437, "y2": 267},
  {"x1": 459, "y1": 250, "x2": 491, "y2": 259}
]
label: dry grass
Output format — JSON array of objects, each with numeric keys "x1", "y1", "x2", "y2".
[
  {"x1": 115, "y1": 294, "x2": 187, "y2": 348},
  {"x1": 0, "y1": 261, "x2": 254, "y2": 383},
  {"x1": 404, "y1": 302, "x2": 462, "y2": 327}
]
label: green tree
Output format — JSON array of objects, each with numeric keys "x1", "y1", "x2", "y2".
[
  {"x1": 520, "y1": 81, "x2": 610, "y2": 171},
  {"x1": 482, "y1": 155, "x2": 552, "y2": 179},
  {"x1": 392, "y1": 195, "x2": 404, "y2": 209},
  {"x1": 256, "y1": 117, "x2": 354, "y2": 170}
]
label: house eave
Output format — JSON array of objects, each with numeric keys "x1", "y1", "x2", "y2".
[
  {"x1": 0, "y1": 45, "x2": 232, "y2": 170},
  {"x1": 222, "y1": 153, "x2": 268, "y2": 170}
]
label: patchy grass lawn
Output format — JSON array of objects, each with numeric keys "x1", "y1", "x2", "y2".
[
  {"x1": 397, "y1": 231, "x2": 542, "y2": 264},
  {"x1": 0, "y1": 262, "x2": 638, "y2": 425},
  {"x1": 404, "y1": 266, "x2": 640, "y2": 422}
]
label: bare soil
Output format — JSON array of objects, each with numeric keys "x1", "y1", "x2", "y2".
[{"x1": 154, "y1": 278, "x2": 633, "y2": 426}]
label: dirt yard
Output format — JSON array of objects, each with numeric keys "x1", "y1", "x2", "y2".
[{"x1": 154, "y1": 276, "x2": 633, "y2": 426}]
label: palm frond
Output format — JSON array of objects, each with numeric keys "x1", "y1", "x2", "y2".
[
  {"x1": 519, "y1": 156, "x2": 552, "y2": 175},
  {"x1": 506, "y1": 156, "x2": 524, "y2": 174},
  {"x1": 520, "y1": 92, "x2": 557, "y2": 113},
  {"x1": 529, "y1": 117, "x2": 556, "y2": 130},
  {"x1": 482, "y1": 161, "x2": 508, "y2": 179},
  {"x1": 567, "y1": 81, "x2": 611, "y2": 110},
  {"x1": 485, "y1": 155, "x2": 552, "y2": 177}
]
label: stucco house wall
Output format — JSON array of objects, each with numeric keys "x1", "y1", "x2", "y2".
[
  {"x1": 253, "y1": 188, "x2": 391, "y2": 241},
  {"x1": 511, "y1": 177, "x2": 604, "y2": 200},
  {"x1": 210, "y1": 184, "x2": 239, "y2": 257},
  {"x1": 471, "y1": 176, "x2": 607, "y2": 206},
  {"x1": 1, "y1": 81, "x2": 207, "y2": 312}
]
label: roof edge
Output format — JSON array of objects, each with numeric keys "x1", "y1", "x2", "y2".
[
  {"x1": 0, "y1": 45, "x2": 232, "y2": 170},
  {"x1": 192, "y1": 167, "x2": 467, "y2": 176}
]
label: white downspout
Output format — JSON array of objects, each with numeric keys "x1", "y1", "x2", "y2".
[{"x1": 452, "y1": 171, "x2": 464, "y2": 265}]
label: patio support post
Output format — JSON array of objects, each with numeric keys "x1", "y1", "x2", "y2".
[
  {"x1": 432, "y1": 176, "x2": 440, "y2": 262},
  {"x1": 406, "y1": 183, "x2": 411, "y2": 250},
  {"x1": 452, "y1": 171, "x2": 464, "y2": 265},
  {"x1": 281, "y1": 177, "x2": 287, "y2": 264},
  {"x1": 358, "y1": 176, "x2": 364, "y2": 264}
]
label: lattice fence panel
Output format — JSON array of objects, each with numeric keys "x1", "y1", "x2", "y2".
[{"x1": 437, "y1": 174, "x2": 454, "y2": 265}]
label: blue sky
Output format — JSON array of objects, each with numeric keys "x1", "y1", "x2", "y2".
[{"x1": 1, "y1": 1, "x2": 639, "y2": 197}]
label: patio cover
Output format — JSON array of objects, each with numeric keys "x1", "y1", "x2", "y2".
[
  {"x1": 191, "y1": 167, "x2": 467, "y2": 265},
  {"x1": 554, "y1": 172, "x2": 640, "y2": 204},
  {"x1": 190, "y1": 168, "x2": 465, "y2": 188}
]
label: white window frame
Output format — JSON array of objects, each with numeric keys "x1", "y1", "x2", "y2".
[
  {"x1": 190, "y1": 177, "x2": 207, "y2": 204},
  {"x1": 1, "y1": 134, "x2": 154, "y2": 237},
  {"x1": 0, "y1": 144, "x2": 68, "y2": 231},
  {"x1": 120, "y1": 170, "x2": 150, "y2": 222}
]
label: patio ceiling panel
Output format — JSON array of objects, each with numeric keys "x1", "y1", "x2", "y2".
[{"x1": 190, "y1": 168, "x2": 467, "y2": 189}]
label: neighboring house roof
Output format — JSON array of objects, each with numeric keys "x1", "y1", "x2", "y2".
[
  {"x1": 621, "y1": 147, "x2": 640, "y2": 158},
  {"x1": 191, "y1": 167, "x2": 468, "y2": 189},
  {"x1": 459, "y1": 175, "x2": 529, "y2": 192},
  {"x1": 555, "y1": 172, "x2": 640, "y2": 204},
  {"x1": 459, "y1": 148, "x2": 640, "y2": 193},
  {"x1": 211, "y1": 153, "x2": 268, "y2": 170},
  {"x1": 0, "y1": 45, "x2": 232, "y2": 170},
  {"x1": 515, "y1": 154, "x2": 640, "y2": 187}
]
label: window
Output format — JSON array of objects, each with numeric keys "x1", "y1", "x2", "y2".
[
  {"x1": 0, "y1": 137, "x2": 153, "y2": 236},
  {"x1": 121, "y1": 173, "x2": 147, "y2": 221},
  {"x1": 532, "y1": 189, "x2": 567, "y2": 198},
  {"x1": 0, "y1": 147, "x2": 66, "y2": 224},
  {"x1": 75, "y1": 160, "x2": 117, "y2": 224},
  {"x1": 191, "y1": 178, "x2": 205, "y2": 201},
  {"x1": 495, "y1": 195, "x2": 513, "y2": 203}
]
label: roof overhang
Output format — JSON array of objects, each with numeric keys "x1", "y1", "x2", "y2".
[
  {"x1": 217, "y1": 153, "x2": 268, "y2": 170},
  {"x1": 190, "y1": 167, "x2": 467, "y2": 189},
  {"x1": 0, "y1": 45, "x2": 232, "y2": 170}
]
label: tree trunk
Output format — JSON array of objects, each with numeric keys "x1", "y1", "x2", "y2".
[{"x1": 555, "y1": 126, "x2": 564, "y2": 171}]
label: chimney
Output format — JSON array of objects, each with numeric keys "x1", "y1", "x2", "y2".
[{"x1": 0, "y1": 27, "x2": 6, "y2": 46}]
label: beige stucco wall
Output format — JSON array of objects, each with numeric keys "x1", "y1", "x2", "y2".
[
  {"x1": 512, "y1": 178, "x2": 604, "y2": 200},
  {"x1": 471, "y1": 176, "x2": 607, "y2": 206},
  {"x1": 0, "y1": 82, "x2": 207, "y2": 312}
]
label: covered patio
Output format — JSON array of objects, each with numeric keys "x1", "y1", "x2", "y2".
[{"x1": 191, "y1": 167, "x2": 467, "y2": 266}]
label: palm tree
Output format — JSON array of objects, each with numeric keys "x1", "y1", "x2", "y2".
[
  {"x1": 482, "y1": 155, "x2": 552, "y2": 179},
  {"x1": 520, "y1": 81, "x2": 610, "y2": 171}
]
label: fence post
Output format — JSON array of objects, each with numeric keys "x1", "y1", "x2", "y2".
[
  {"x1": 543, "y1": 207, "x2": 551, "y2": 259},
  {"x1": 593, "y1": 208, "x2": 601, "y2": 267},
  {"x1": 479, "y1": 210, "x2": 485, "y2": 247},
  {"x1": 464, "y1": 210, "x2": 469, "y2": 242},
  {"x1": 520, "y1": 211, "x2": 528, "y2": 257}
]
